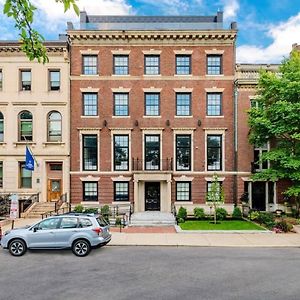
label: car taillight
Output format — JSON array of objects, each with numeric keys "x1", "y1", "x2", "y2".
[{"x1": 92, "y1": 228, "x2": 103, "y2": 235}]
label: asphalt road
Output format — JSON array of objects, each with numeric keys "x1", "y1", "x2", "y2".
[{"x1": 0, "y1": 246, "x2": 300, "y2": 300}]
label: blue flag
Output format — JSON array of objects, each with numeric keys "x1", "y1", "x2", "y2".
[{"x1": 25, "y1": 146, "x2": 34, "y2": 171}]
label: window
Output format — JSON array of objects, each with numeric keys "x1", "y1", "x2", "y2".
[
  {"x1": 20, "y1": 70, "x2": 31, "y2": 90},
  {"x1": 145, "y1": 93, "x2": 160, "y2": 116},
  {"x1": 145, "y1": 135, "x2": 160, "y2": 170},
  {"x1": 82, "y1": 135, "x2": 98, "y2": 171},
  {"x1": 176, "y1": 135, "x2": 191, "y2": 171},
  {"x1": 0, "y1": 112, "x2": 3, "y2": 142},
  {"x1": 48, "y1": 111, "x2": 62, "y2": 142},
  {"x1": 145, "y1": 55, "x2": 160, "y2": 75},
  {"x1": 19, "y1": 111, "x2": 33, "y2": 141},
  {"x1": 114, "y1": 135, "x2": 129, "y2": 171},
  {"x1": 207, "y1": 135, "x2": 222, "y2": 171},
  {"x1": 207, "y1": 93, "x2": 222, "y2": 116},
  {"x1": 114, "y1": 93, "x2": 129, "y2": 116},
  {"x1": 0, "y1": 69, "x2": 2, "y2": 90},
  {"x1": 83, "y1": 93, "x2": 98, "y2": 116},
  {"x1": 176, "y1": 55, "x2": 191, "y2": 75},
  {"x1": 60, "y1": 217, "x2": 78, "y2": 229},
  {"x1": 82, "y1": 55, "x2": 98, "y2": 75},
  {"x1": 36, "y1": 218, "x2": 60, "y2": 230},
  {"x1": 49, "y1": 70, "x2": 60, "y2": 91},
  {"x1": 176, "y1": 182, "x2": 191, "y2": 201},
  {"x1": 0, "y1": 162, "x2": 3, "y2": 188},
  {"x1": 176, "y1": 93, "x2": 191, "y2": 116},
  {"x1": 114, "y1": 182, "x2": 129, "y2": 201},
  {"x1": 207, "y1": 55, "x2": 222, "y2": 75},
  {"x1": 253, "y1": 143, "x2": 268, "y2": 171},
  {"x1": 19, "y1": 162, "x2": 32, "y2": 188},
  {"x1": 113, "y1": 55, "x2": 129, "y2": 75},
  {"x1": 83, "y1": 182, "x2": 98, "y2": 201},
  {"x1": 206, "y1": 181, "x2": 222, "y2": 201},
  {"x1": 49, "y1": 163, "x2": 63, "y2": 171},
  {"x1": 79, "y1": 218, "x2": 93, "y2": 227}
]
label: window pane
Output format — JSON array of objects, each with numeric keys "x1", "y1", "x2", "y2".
[
  {"x1": 145, "y1": 93, "x2": 159, "y2": 116},
  {"x1": 60, "y1": 218, "x2": 78, "y2": 229},
  {"x1": 21, "y1": 71, "x2": 31, "y2": 90},
  {"x1": 176, "y1": 182, "x2": 190, "y2": 201},
  {"x1": 83, "y1": 182, "x2": 98, "y2": 201},
  {"x1": 145, "y1": 56, "x2": 159, "y2": 75},
  {"x1": 145, "y1": 135, "x2": 160, "y2": 170},
  {"x1": 176, "y1": 135, "x2": 191, "y2": 170},
  {"x1": 83, "y1": 55, "x2": 98, "y2": 75},
  {"x1": 83, "y1": 135, "x2": 98, "y2": 171},
  {"x1": 207, "y1": 93, "x2": 222, "y2": 116},
  {"x1": 114, "y1": 55, "x2": 129, "y2": 75},
  {"x1": 176, "y1": 93, "x2": 191, "y2": 116},
  {"x1": 207, "y1": 55, "x2": 222, "y2": 75},
  {"x1": 114, "y1": 135, "x2": 129, "y2": 171},
  {"x1": 83, "y1": 93, "x2": 98, "y2": 116},
  {"x1": 114, "y1": 93, "x2": 129, "y2": 116},
  {"x1": 20, "y1": 163, "x2": 32, "y2": 188},
  {"x1": 176, "y1": 55, "x2": 191, "y2": 75},
  {"x1": 50, "y1": 71, "x2": 60, "y2": 90},
  {"x1": 207, "y1": 135, "x2": 222, "y2": 171},
  {"x1": 48, "y1": 112, "x2": 62, "y2": 142},
  {"x1": 114, "y1": 182, "x2": 129, "y2": 201}
]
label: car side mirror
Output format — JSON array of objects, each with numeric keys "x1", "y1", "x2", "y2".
[{"x1": 33, "y1": 227, "x2": 38, "y2": 233}]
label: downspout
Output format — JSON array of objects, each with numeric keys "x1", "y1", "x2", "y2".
[{"x1": 233, "y1": 82, "x2": 238, "y2": 206}]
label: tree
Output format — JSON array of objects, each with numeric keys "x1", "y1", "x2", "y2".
[
  {"x1": 206, "y1": 174, "x2": 225, "y2": 224},
  {"x1": 248, "y1": 50, "x2": 300, "y2": 216},
  {"x1": 3, "y1": 0, "x2": 79, "y2": 63}
]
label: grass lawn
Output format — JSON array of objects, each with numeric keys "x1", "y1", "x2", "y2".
[{"x1": 179, "y1": 220, "x2": 266, "y2": 231}]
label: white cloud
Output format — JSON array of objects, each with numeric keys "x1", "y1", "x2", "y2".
[
  {"x1": 222, "y1": 0, "x2": 239, "y2": 21},
  {"x1": 237, "y1": 13, "x2": 300, "y2": 63}
]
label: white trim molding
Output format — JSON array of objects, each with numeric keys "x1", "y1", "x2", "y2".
[
  {"x1": 205, "y1": 176, "x2": 225, "y2": 181},
  {"x1": 205, "y1": 87, "x2": 225, "y2": 93},
  {"x1": 80, "y1": 87, "x2": 100, "y2": 93},
  {"x1": 111, "y1": 49, "x2": 131, "y2": 55},
  {"x1": 205, "y1": 49, "x2": 225, "y2": 55},
  {"x1": 142, "y1": 87, "x2": 162, "y2": 93},
  {"x1": 80, "y1": 49, "x2": 99, "y2": 55},
  {"x1": 111, "y1": 175, "x2": 132, "y2": 182},
  {"x1": 80, "y1": 175, "x2": 100, "y2": 182},
  {"x1": 174, "y1": 175, "x2": 194, "y2": 182},
  {"x1": 173, "y1": 87, "x2": 193, "y2": 93},
  {"x1": 174, "y1": 49, "x2": 193, "y2": 55},
  {"x1": 142, "y1": 50, "x2": 162, "y2": 55},
  {"x1": 111, "y1": 87, "x2": 131, "y2": 93}
]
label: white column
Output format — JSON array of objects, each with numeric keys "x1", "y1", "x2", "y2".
[
  {"x1": 166, "y1": 180, "x2": 172, "y2": 213},
  {"x1": 133, "y1": 180, "x2": 139, "y2": 213}
]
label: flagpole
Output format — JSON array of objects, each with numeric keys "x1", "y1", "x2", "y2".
[{"x1": 22, "y1": 135, "x2": 39, "y2": 167}]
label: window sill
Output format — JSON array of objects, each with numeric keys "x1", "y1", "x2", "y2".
[
  {"x1": 175, "y1": 115, "x2": 193, "y2": 118},
  {"x1": 205, "y1": 116, "x2": 224, "y2": 118},
  {"x1": 175, "y1": 201, "x2": 193, "y2": 204},
  {"x1": 174, "y1": 74, "x2": 192, "y2": 77},
  {"x1": 14, "y1": 142, "x2": 36, "y2": 147},
  {"x1": 80, "y1": 201, "x2": 99, "y2": 204},
  {"x1": 205, "y1": 74, "x2": 224, "y2": 77},
  {"x1": 43, "y1": 142, "x2": 65, "y2": 147},
  {"x1": 143, "y1": 115, "x2": 161, "y2": 118},
  {"x1": 80, "y1": 74, "x2": 100, "y2": 77},
  {"x1": 111, "y1": 74, "x2": 130, "y2": 77},
  {"x1": 80, "y1": 115, "x2": 99, "y2": 118},
  {"x1": 112, "y1": 116, "x2": 130, "y2": 118},
  {"x1": 143, "y1": 74, "x2": 161, "y2": 77},
  {"x1": 112, "y1": 201, "x2": 131, "y2": 205}
]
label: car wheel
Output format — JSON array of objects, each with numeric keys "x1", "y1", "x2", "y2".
[
  {"x1": 72, "y1": 239, "x2": 91, "y2": 257},
  {"x1": 9, "y1": 239, "x2": 27, "y2": 257}
]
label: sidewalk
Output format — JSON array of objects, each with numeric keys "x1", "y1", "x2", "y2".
[{"x1": 2, "y1": 218, "x2": 300, "y2": 248}]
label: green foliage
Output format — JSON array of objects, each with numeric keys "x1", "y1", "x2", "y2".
[
  {"x1": 232, "y1": 206, "x2": 243, "y2": 219},
  {"x1": 3, "y1": 0, "x2": 79, "y2": 63},
  {"x1": 73, "y1": 204, "x2": 84, "y2": 213},
  {"x1": 84, "y1": 207, "x2": 98, "y2": 214},
  {"x1": 215, "y1": 208, "x2": 228, "y2": 221},
  {"x1": 194, "y1": 207, "x2": 206, "y2": 220},
  {"x1": 248, "y1": 51, "x2": 300, "y2": 207},
  {"x1": 177, "y1": 218, "x2": 185, "y2": 224},
  {"x1": 249, "y1": 210, "x2": 260, "y2": 221},
  {"x1": 115, "y1": 217, "x2": 122, "y2": 226},
  {"x1": 177, "y1": 206, "x2": 187, "y2": 220},
  {"x1": 100, "y1": 205, "x2": 110, "y2": 223},
  {"x1": 274, "y1": 219, "x2": 293, "y2": 232},
  {"x1": 257, "y1": 212, "x2": 275, "y2": 229}
]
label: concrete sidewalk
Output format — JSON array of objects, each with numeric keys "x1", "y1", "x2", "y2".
[{"x1": 2, "y1": 218, "x2": 300, "y2": 248}]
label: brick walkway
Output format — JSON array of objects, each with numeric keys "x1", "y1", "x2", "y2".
[{"x1": 110, "y1": 226, "x2": 176, "y2": 233}]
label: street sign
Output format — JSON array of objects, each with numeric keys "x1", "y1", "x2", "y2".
[{"x1": 9, "y1": 194, "x2": 19, "y2": 220}]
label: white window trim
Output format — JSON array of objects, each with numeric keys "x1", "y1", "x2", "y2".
[
  {"x1": 79, "y1": 129, "x2": 100, "y2": 172},
  {"x1": 173, "y1": 129, "x2": 194, "y2": 172},
  {"x1": 111, "y1": 49, "x2": 131, "y2": 55},
  {"x1": 80, "y1": 49, "x2": 99, "y2": 55},
  {"x1": 205, "y1": 87, "x2": 225, "y2": 93},
  {"x1": 80, "y1": 87, "x2": 100, "y2": 93},
  {"x1": 174, "y1": 175, "x2": 194, "y2": 182},
  {"x1": 111, "y1": 87, "x2": 131, "y2": 93},
  {"x1": 254, "y1": 142, "x2": 270, "y2": 171},
  {"x1": 174, "y1": 49, "x2": 193, "y2": 55},
  {"x1": 142, "y1": 50, "x2": 162, "y2": 55},
  {"x1": 80, "y1": 175, "x2": 100, "y2": 182},
  {"x1": 111, "y1": 175, "x2": 131, "y2": 182},
  {"x1": 111, "y1": 129, "x2": 132, "y2": 172},
  {"x1": 205, "y1": 129, "x2": 226, "y2": 172},
  {"x1": 143, "y1": 129, "x2": 163, "y2": 171},
  {"x1": 174, "y1": 87, "x2": 193, "y2": 93},
  {"x1": 205, "y1": 49, "x2": 224, "y2": 54}
]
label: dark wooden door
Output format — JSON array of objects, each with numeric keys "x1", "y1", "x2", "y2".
[
  {"x1": 145, "y1": 182, "x2": 160, "y2": 211},
  {"x1": 252, "y1": 182, "x2": 266, "y2": 211}
]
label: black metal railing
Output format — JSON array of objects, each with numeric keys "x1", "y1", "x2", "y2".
[
  {"x1": 132, "y1": 158, "x2": 173, "y2": 171},
  {"x1": 41, "y1": 193, "x2": 70, "y2": 219}
]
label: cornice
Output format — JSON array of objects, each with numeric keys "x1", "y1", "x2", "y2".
[
  {"x1": 67, "y1": 30, "x2": 237, "y2": 45},
  {"x1": 0, "y1": 44, "x2": 67, "y2": 54}
]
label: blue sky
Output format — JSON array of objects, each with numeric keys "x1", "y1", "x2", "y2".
[{"x1": 0, "y1": 0, "x2": 299, "y2": 63}]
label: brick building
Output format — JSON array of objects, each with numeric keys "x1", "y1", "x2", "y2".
[
  {"x1": 0, "y1": 41, "x2": 70, "y2": 207},
  {"x1": 68, "y1": 12, "x2": 238, "y2": 213}
]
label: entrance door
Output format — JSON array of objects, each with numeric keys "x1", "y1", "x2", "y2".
[
  {"x1": 47, "y1": 179, "x2": 62, "y2": 202},
  {"x1": 252, "y1": 182, "x2": 266, "y2": 211},
  {"x1": 145, "y1": 182, "x2": 160, "y2": 211}
]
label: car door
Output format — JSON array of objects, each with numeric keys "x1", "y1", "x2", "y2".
[
  {"x1": 55, "y1": 217, "x2": 79, "y2": 248},
  {"x1": 27, "y1": 217, "x2": 61, "y2": 248}
]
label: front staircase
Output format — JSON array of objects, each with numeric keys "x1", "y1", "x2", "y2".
[
  {"x1": 130, "y1": 212, "x2": 176, "y2": 227},
  {"x1": 21, "y1": 202, "x2": 56, "y2": 219}
]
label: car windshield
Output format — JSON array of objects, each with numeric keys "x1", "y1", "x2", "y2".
[{"x1": 97, "y1": 216, "x2": 109, "y2": 227}]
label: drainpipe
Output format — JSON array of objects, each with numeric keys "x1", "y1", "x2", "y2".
[{"x1": 233, "y1": 82, "x2": 238, "y2": 206}]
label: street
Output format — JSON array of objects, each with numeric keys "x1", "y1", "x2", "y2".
[{"x1": 0, "y1": 246, "x2": 300, "y2": 300}]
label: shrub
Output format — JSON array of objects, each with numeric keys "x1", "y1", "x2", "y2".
[
  {"x1": 274, "y1": 219, "x2": 293, "y2": 233},
  {"x1": 101, "y1": 205, "x2": 110, "y2": 223},
  {"x1": 84, "y1": 207, "x2": 98, "y2": 214},
  {"x1": 194, "y1": 207, "x2": 205, "y2": 220},
  {"x1": 232, "y1": 206, "x2": 242, "y2": 219},
  {"x1": 178, "y1": 218, "x2": 185, "y2": 224},
  {"x1": 215, "y1": 207, "x2": 227, "y2": 221},
  {"x1": 249, "y1": 210, "x2": 260, "y2": 221},
  {"x1": 257, "y1": 212, "x2": 275, "y2": 229},
  {"x1": 74, "y1": 204, "x2": 84, "y2": 213},
  {"x1": 177, "y1": 207, "x2": 187, "y2": 221},
  {"x1": 115, "y1": 217, "x2": 122, "y2": 226}
]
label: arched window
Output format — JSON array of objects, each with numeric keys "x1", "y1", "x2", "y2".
[
  {"x1": 19, "y1": 111, "x2": 33, "y2": 141},
  {"x1": 48, "y1": 111, "x2": 62, "y2": 142},
  {"x1": 0, "y1": 112, "x2": 3, "y2": 142}
]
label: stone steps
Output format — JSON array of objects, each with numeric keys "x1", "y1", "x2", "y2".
[
  {"x1": 22, "y1": 202, "x2": 56, "y2": 218},
  {"x1": 130, "y1": 212, "x2": 176, "y2": 227}
]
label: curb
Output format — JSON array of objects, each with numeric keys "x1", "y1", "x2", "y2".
[{"x1": 108, "y1": 244, "x2": 300, "y2": 248}]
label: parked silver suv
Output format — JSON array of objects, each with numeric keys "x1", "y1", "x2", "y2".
[{"x1": 1, "y1": 213, "x2": 111, "y2": 257}]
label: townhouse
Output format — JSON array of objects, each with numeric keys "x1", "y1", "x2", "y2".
[
  {"x1": 0, "y1": 40, "x2": 70, "y2": 209},
  {"x1": 68, "y1": 12, "x2": 238, "y2": 213}
]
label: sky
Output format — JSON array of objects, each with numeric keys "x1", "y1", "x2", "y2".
[{"x1": 0, "y1": 0, "x2": 299, "y2": 63}]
